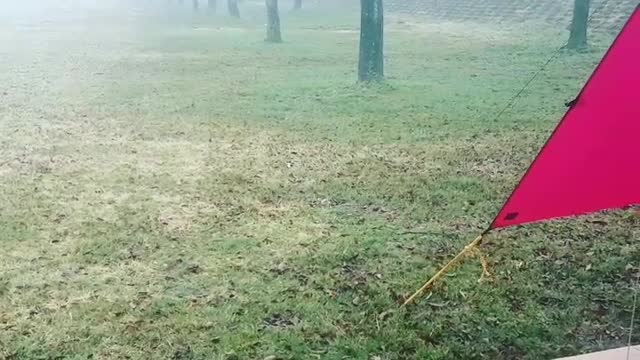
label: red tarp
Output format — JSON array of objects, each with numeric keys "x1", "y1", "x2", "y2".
[{"x1": 491, "y1": 6, "x2": 640, "y2": 230}]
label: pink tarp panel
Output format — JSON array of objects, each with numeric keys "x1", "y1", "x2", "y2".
[{"x1": 491, "y1": 6, "x2": 640, "y2": 229}]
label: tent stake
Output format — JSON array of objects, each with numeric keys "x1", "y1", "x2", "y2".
[{"x1": 401, "y1": 234, "x2": 486, "y2": 307}]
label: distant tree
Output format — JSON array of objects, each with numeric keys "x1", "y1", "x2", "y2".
[
  {"x1": 293, "y1": 0, "x2": 302, "y2": 10},
  {"x1": 358, "y1": 0, "x2": 384, "y2": 82},
  {"x1": 265, "y1": 0, "x2": 282, "y2": 42},
  {"x1": 567, "y1": 0, "x2": 590, "y2": 49},
  {"x1": 228, "y1": 0, "x2": 240, "y2": 17},
  {"x1": 192, "y1": 0, "x2": 199, "y2": 11},
  {"x1": 208, "y1": 0, "x2": 216, "y2": 13}
]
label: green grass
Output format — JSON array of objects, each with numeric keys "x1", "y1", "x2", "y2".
[{"x1": 1, "y1": 3, "x2": 639, "y2": 359}]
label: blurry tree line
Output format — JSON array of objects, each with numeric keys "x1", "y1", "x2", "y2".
[
  {"x1": 169, "y1": 0, "x2": 595, "y2": 82},
  {"x1": 170, "y1": 0, "x2": 270, "y2": 18}
]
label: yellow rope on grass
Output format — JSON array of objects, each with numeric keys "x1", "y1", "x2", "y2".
[
  {"x1": 401, "y1": 234, "x2": 489, "y2": 307},
  {"x1": 471, "y1": 244, "x2": 492, "y2": 282}
]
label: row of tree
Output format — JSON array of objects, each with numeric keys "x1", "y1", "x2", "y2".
[
  {"x1": 171, "y1": 0, "x2": 239, "y2": 16},
  {"x1": 174, "y1": 0, "x2": 301, "y2": 17},
  {"x1": 173, "y1": 0, "x2": 592, "y2": 82}
]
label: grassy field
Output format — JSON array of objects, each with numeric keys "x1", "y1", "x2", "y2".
[{"x1": 1, "y1": 2, "x2": 639, "y2": 359}]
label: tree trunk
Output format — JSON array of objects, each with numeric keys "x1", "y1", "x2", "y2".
[
  {"x1": 293, "y1": 0, "x2": 302, "y2": 10},
  {"x1": 208, "y1": 0, "x2": 216, "y2": 13},
  {"x1": 192, "y1": 0, "x2": 199, "y2": 11},
  {"x1": 358, "y1": 0, "x2": 384, "y2": 82},
  {"x1": 567, "y1": 0, "x2": 590, "y2": 49},
  {"x1": 265, "y1": 0, "x2": 282, "y2": 42},
  {"x1": 228, "y1": 0, "x2": 240, "y2": 17}
]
